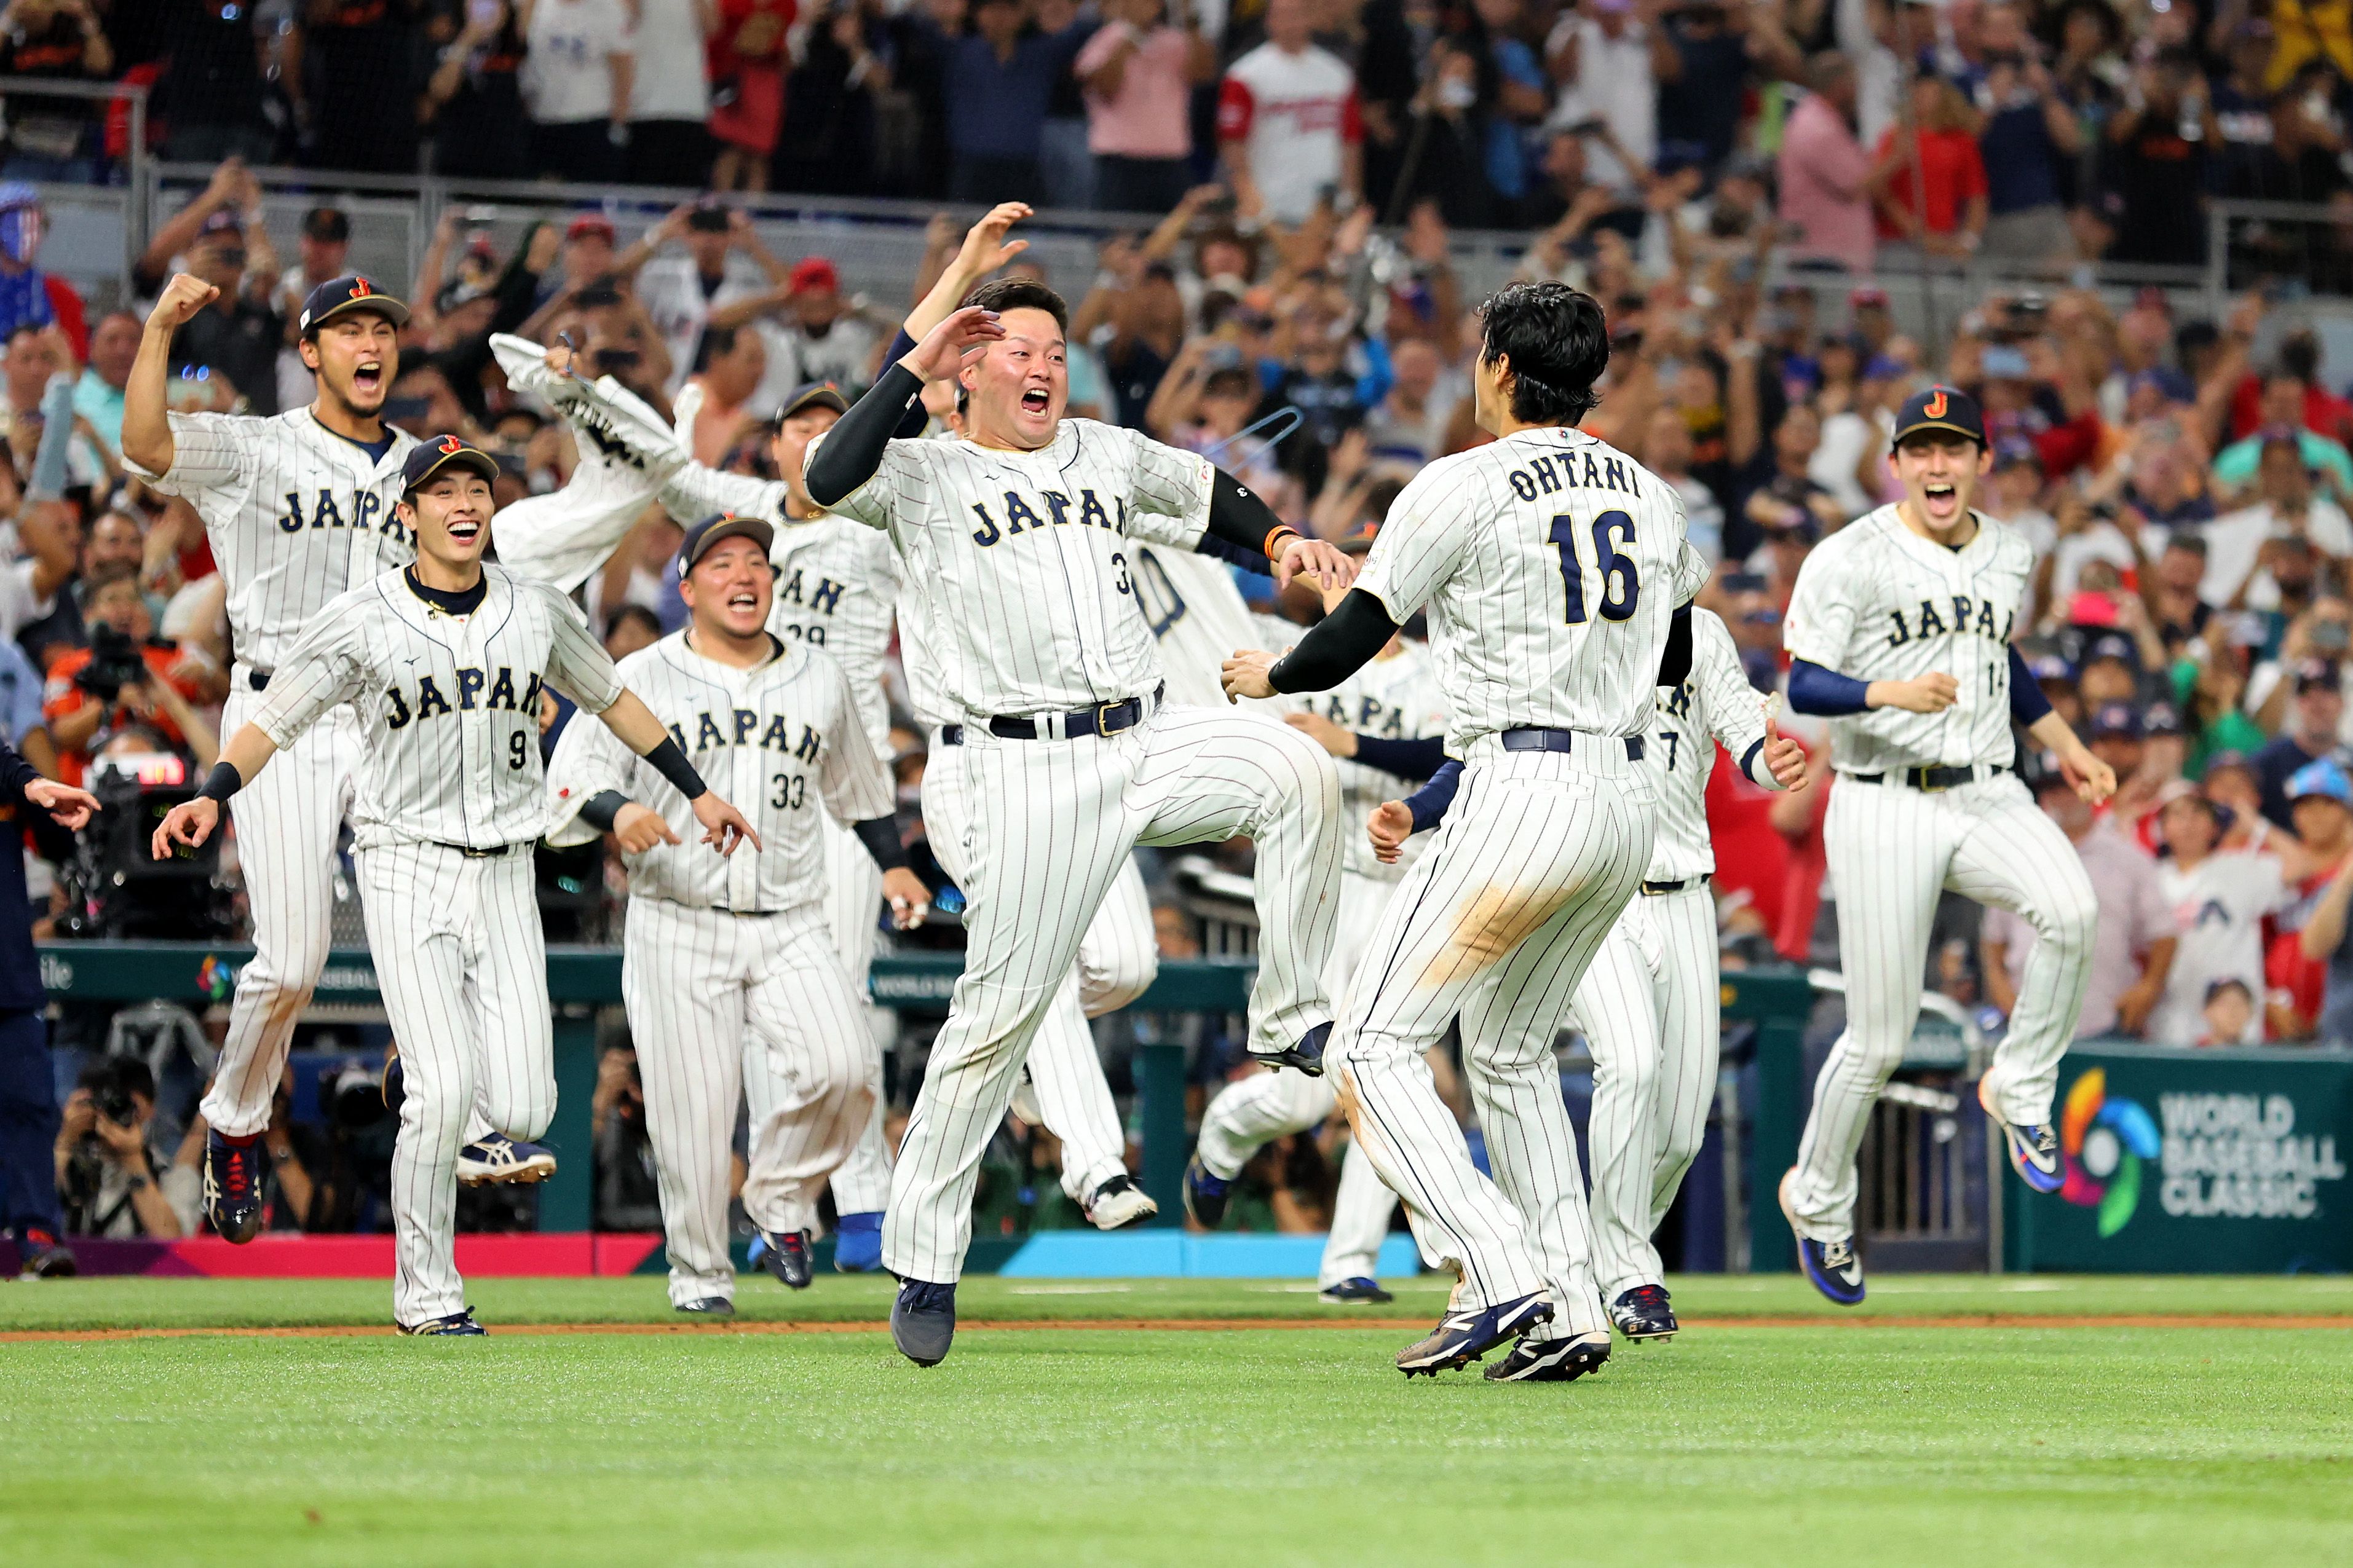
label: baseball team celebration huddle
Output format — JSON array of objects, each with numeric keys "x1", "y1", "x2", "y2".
[{"x1": 114, "y1": 200, "x2": 2111, "y2": 1380}]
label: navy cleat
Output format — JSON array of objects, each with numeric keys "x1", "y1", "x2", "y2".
[
  {"x1": 1251, "y1": 1020, "x2": 1331, "y2": 1077},
  {"x1": 1484, "y1": 1329, "x2": 1612, "y2": 1382},
  {"x1": 833, "y1": 1211, "x2": 884, "y2": 1273},
  {"x1": 1319, "y1": 1277, "x2": 1393, "y2": 1304},
  {"x1": 1181, "y1": 1156, "x2": 1231, "y2": 1229},
  {"x1": 399, "y1": 1309, "x2": 485, "y2": 1336},
  {"x1": 203, "y1": 1130, "x2": 266, "y2": 1243},
  {"x1": 1396, "y1": 1290, "x2": 1553, "y2": 1376},
  {"x1": 14, "y1": 1226, "x2": 76, "y2": 1278},
  {"x1": 1607, "y1": 1283, "x2": 1679, "y2": 1341},
  {"x1": 1781, "y1": 1170, "x2": 1865, "y2": 1306},
  {"x1": 753, "y1": 1229, "x2": 813, "y2": 1288},
  {"x1": 892, "y1": 1278, "x2": 957, "y2": 1366},
  {"x1": 1980, "y1": 1079, "x2": 2065, "y2": 1194},
  {"x1": 676, "y1": 1298, "x2": 735, "y2": 1317},
  {"x1": 456, "y1": 1135, "x2": 556, "y2": 1186}
]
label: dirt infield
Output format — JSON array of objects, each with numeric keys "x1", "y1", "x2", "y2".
[{"x1": 7, "y1": 1313, "x2": 2352, "y2": 1343}]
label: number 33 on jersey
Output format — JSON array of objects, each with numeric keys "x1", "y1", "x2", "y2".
[{"x1": 1353, "y1": 428, "x2": 1707, "y2": 749}]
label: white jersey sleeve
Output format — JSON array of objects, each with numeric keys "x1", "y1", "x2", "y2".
[
  {"x1": 533, "y1": 581, "x2": 627, "y2": 715},
  {"x1": 812, "y1": 433, "x2": 924, "y2": 532},
  {"x1": 135, "y1": 411, "x2": 258, "y2": 497},
  {"x1": 1647, "y1": 607, "x2": 1774, "y2": 880},
  {"x1": 1354, "y1": 462, "x2": 1473, "y2": 623},
  {"x1": 1116, "y1": 427, "x2": 1216, "y2": 550},
  {"x1": 251, "y1": 597, "x2": 371, "y2": 748},
  {"x1": 1696, "y1": 609, "x2": 1770, "y2": 770},
  {"x1": 544, "y1": 698, "x2": 638, "y2": 848},
  {"x1": 815, "y1": 654, "x2": 896, "y2": 826},
  {"x1": 1783, "y1": 530, "x2": 1863, "y2": 670}
]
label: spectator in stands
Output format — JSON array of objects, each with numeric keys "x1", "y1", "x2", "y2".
[
  {"x1": 631, "y1": 199, "x2": 793, "y2": 404},
  {"x1": 0, "y1": 186, "x2": 85, "y2": 360},
  {"x1": 2215, "y1": 377, "x2": 2353, "y2": 498},
  {"x1": 2204, "y1": 436, "x2": 2353, "y2": 611},
  {"x1": 1654, "y1": 0, "x2": 1789, "y2": 174},
  {"x1": 1544, "y1": 0, "x2": 1658, "y2": 194},
  {"x1": 0, "y1": 483, "x2": 76, "y2": 650},
  {"x1": 422, "y1": 1, "x2": 532, "y2": 181},
  {"x1": 627, "y1": 0, "x2": 714, "y2": 187},
  {"x1": 44, "y1": 575, "x2": 219, "y2": 788},
  {"x1": 603, "y1": 602, "x2": 662, "y2": 659},
  {"x1": 1218, "y1": 0, "x2": 1362, "y2": 225},
  {"x1": 0, "y1": 325, "x2": 106, "y2": 494},
  {"x1": 1870, "y1": 74, "x2": 1988, "y2": 262},
  {"x1": 2100, "y1": 48, "x2": 2217, "y2": 267},
  {"x1": 1982, "y1": 768, "x2": 2174, "y2": 1041},
  {"x1": 771, "y1": 4, "x2": 893, "y2": 199},
  {"x1": 56, "y1": 1057, "x2": 197, "y2": 1239},
  {"x1": 2255, "y1": 661, "x2": 2347, "y2": 829},
  {"x1": 132, "y1": 163, "x2": 285, "y2": 414},
  {"x1": 524, "y1": 0, "x2": 636, "y2": 183},
  {"x1": 291, "y1": 0, "x2": 426, "y2": 175},
  {"x1": 1972, "y1": 2, "x2": 2080, "y2": 265},
  {"x1": 2149, "y1": 782, "x2": 2284, "y2": 1046},
  {"x1": 937, "y1": 0, "x2": 1088, "y2": 203},
  {"x1": 681, "y1": 323, "x2": 765, "y2": 465},
  {"x1": 1078, "y1": 0, "x2": 1215, "y2": 216},
  {"x1": 157, "y1": 0, "x2": 277, "y2": 166},
  {"x1": 0, "y1": 0, "x2": 113, "y2": 182},
  {"x1": 765, "y1": 256, "x2": 880, "y2": 400},
  {"x1": 1779, "y1": 53, "x2": 1873, "y2": 274},
  {"x1": 708, "y1": 0, "x2": 794, "y2": 192}
]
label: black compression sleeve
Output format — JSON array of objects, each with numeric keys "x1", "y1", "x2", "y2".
[
  {"x1": 852, "y1": 816, "x2": 909, "y2": 873},
  {"x1": 579, "y1": 790, "x2": 629, "y2": 832},
  {"x1": 1268, "y1": 589, "x2": 1401, "y2": 694},
  {"x1": 884, "y1": 330, "x2": 930, "y2": 438},
  {"x1": 1194, "y1": 529, "x2": 1268, "y2": 570},
  {"x1": 1657, "y1": 604, "x2": 1694, "y2": 687},
  {"x1": 643, "y1": 738, "x2": 708, "y2": 800},
  {"x1": 1199, "y1": 467, "x2": 1287, "y2": 571},
  {"x1": 805, "y1": 363, "x2": 925, "y2": 506},
  {"x1": 1351, "y1": 734, "x2": 1448, "y2": 781}
]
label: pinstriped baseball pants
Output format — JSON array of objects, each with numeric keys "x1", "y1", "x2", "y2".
[
  {"x1": 884, "y1": 706, "x2": 1343, "y2": 1283},
  {"x1": 1195, "y1": 865, "x2": 1405, "y2": 1286},
  {"x1": 1787, "y1": 773, "x2": 2096, "y2": 1240},
  {"x1": 632, "y1": 896, "x2": 875, "y2": 1307},
  {"x1": 359, "y1": 842, "x2": 552, "y2": 1328},
  {"x1": 1331, "y1": 741, "x2": 1655, "y2": 1337},
  {"x1": 1576, "y1": 883, "x2": 1721, "y2": 1299},
  {"x1": 200, "y1": 690, "x2": 362, "y2": 1139},
  {"x1": 818, "y1": 813, "x2": 897, "y2": 1217}
]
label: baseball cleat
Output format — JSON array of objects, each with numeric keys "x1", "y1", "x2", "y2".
[
  {"x1": 14, "y1": 1226, "x2": 76, "y2": 1279},
  {"x1": 1780, "y1": 1169, "x2": 1865, "y2": 1306},
  {"x1": 1395, "y1": 1290, "x2": 1553, "y2": 1376},
  {"x1": 833, "y1": 1210, "x2": 884, "y2": 1273},
  {"x1": 1319, "y1": 1277, "x2": 1393, "y2": 1304},
  {"x1": 1083, "y1": 1173, "x2": 1158, "y2": 1231},
  {"x1": 753, "y1": 1229, "x2": 814, "y2": 1288},
  {"x1": 676, "y1": 1298, "x2": 735, "y2": 1316},
  {"x1": 1607, "y1": 1283, "x2": 1679, "y2": 1341},
  {"x1": 891, "y1": 1278, "x2": 957, "y2": 1366},
  {"x1": 1251, "y1": 1020, "x2": 1331, "y2": 1077},
  {"x1": 1181, "y1": 1156, "x2": 1231, "y2": 1229},
  {"x1": 1484, "y1": 1329, "x2": 1612, "y2": 1382},
  {"x1": 456, "y1": 1135, "x2": 557, "y2": 1186},
  {"x1": 203, "y1": 1130, "x2": 266, "y2": 1243},
  {"x1": 1980, "y1": 1078, "x2": 2065, "y2": 1194},
  {"x1": 398, "y1": 1309, "x2": 486, "y2": 1336}
]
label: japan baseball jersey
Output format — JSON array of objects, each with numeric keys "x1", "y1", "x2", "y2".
[
  {"x1": 254, "y1": 564, "x2": 624, "y2": 848},
  {"x1": 1355, "y1": 427, "x2": 1709, "y2": 749},
  {"x1": 767, "y1": 519, "x2": 898, "y2": 757},
  {"x1": 1281, "y1": 638, "x2": 1449, "y2": 880},
  {"x1": 1129, "y1": 543, "x2": 1268, "y2": 710},
  {"x1": 1782, "y1": 503, "x2": 2037, "y2": 772},
  {"x1": 818, "y1": 417, "x2": 1215, "y2": 714},
  {"x1": 545, "y1": 634, "x2": 893, "y2": 906},
  {"x1": 133, "y1": 408, "x2": 421, "y2": 673},
  {"x1": 1647, "y1": 607, "x2": 1771, "y2": 881}
]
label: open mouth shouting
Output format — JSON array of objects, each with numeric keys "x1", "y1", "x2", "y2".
[
  {"x1": 353, "y1": 358, "x2": 386, "y2": 400},
  {"x1": 726, "y1": 587, "x2": 761, "y2": 617},
  {"x1": 1019, "y1": 385, "x2": 1051, "y2": 416},
  {"x1": 445, "y1": 512, "x2": 484, "y2": 547},
  {"x1": 1920, "y1": 479, "x2": 1962, "y2": 522}
]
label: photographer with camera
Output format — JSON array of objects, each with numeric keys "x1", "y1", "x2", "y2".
[
  {"x1": 55, "y1": 1057, "x2": 197, "y2": 1239},
  {"x1": 43, "y1": 575, "x2": 219, "y2": 788}
]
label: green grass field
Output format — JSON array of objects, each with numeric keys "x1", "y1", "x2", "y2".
[{"x1": 10, "y1": 1275, "x2": 2352, "y2": 1566}]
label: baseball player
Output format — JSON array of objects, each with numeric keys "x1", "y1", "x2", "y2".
[
  {"x1": 1374, "y1": 607, "x2": 1806, "y2": 1339},
  {"x1": 804, "y1": 281, "x2": 1353, "y2": 1367},
  {"x1": 547, "y1": 513, "x2": 930, "y2": 1313},
  {"x1": 1780, "y1": 385, "x2": 2112, "y2": 1305},
  {"x1": 1173, "y1": 534, "x2": 1449, "y2": 1302},
  {"x1": 1225, "y1": 282, "x2": 1707, "y2": 1381},
  {"x1": 152, "y1": 439, "x2": 757, "y2": 1334}
]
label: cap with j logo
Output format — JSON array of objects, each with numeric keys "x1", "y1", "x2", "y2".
[{"x1": 1890, "y1": 384, "x2": 1985, "y2": 451}]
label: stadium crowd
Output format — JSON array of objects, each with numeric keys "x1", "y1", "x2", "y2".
[{"x1": 12, "y1": 0, "x2": 2353, "y2": 1263}]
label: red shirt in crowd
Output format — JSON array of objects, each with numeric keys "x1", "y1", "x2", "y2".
[{"x1": 1872, "y1": 127, "x2": 1987, "y2": 240}]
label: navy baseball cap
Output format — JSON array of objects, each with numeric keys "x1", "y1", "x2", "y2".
[
  {"x1": 2082, "y1": 631, "x2": 2140, "y2": 670},
  {"x1": 678, "y1": 512, "x2": 775, "y2": 580},
  {"x1": 400, "y1": 433, "x2": 499, "y2": 497},
  {"x1": 299, "y1": 273, "x2": 409, "y2": 337},
  {"x1": 1889, "y1": 384, "x2": 1987, "y2": 451},
  {"x1": 2089, "y1": 702, "x2": 2143, "y2": 740},
  {"x1": 773, "y1": 381, "x2": 848, "y2": 424}
]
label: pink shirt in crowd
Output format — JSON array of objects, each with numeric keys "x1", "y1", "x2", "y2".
[
  {"x1": 1777, "y1": 91, "x2": 1874, "y2": 274},
  {"x1": 1077, "y1": 23, "x2": 1194, "y2": 159}
]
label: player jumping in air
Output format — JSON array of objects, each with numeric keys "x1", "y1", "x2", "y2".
[{"x1": 1779, "y1": 385, "x2": 2113, "y2": 1305}]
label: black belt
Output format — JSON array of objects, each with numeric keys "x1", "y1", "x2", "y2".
[
  {"x1": 1845, "y1": 763, "x2": 2010, "y2": 792},
  {"x1": 432, "y1": 841, "x2": 512, "y2": 859},
  {"x1": 713, "y1": 907, "x2": 782, "y2": 918},
  {"x1": 246, "y1": 669, "x2": 271, "y2": 691},
  {"x1": 1642, "y1": 874, "x2": 1710, "y2": 896},
  {"x1": 1501, "y1": 728, "x2": 1647, "y2": 762},
  {"x1": 941, "y1": 684, "x2": 1163, "y2": 746}
]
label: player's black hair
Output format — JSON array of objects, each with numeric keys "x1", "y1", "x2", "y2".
[
  {"x1": 1477, "y1": 282, "x2": 1608, "y2": 427},
  {"x1": 963, "y1": 277, "x2": 1068, "y2": 336}
]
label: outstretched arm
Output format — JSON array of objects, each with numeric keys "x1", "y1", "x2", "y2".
[
  {"x1": 149, "y1": 723, "x2": 282, "y2": 858},
  {"x1": 805, "y1": 306, "x2": 1006, "y2": 510},
  {"x1": 596, "y1": 689, "x2": 762, "y2": 854}
]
